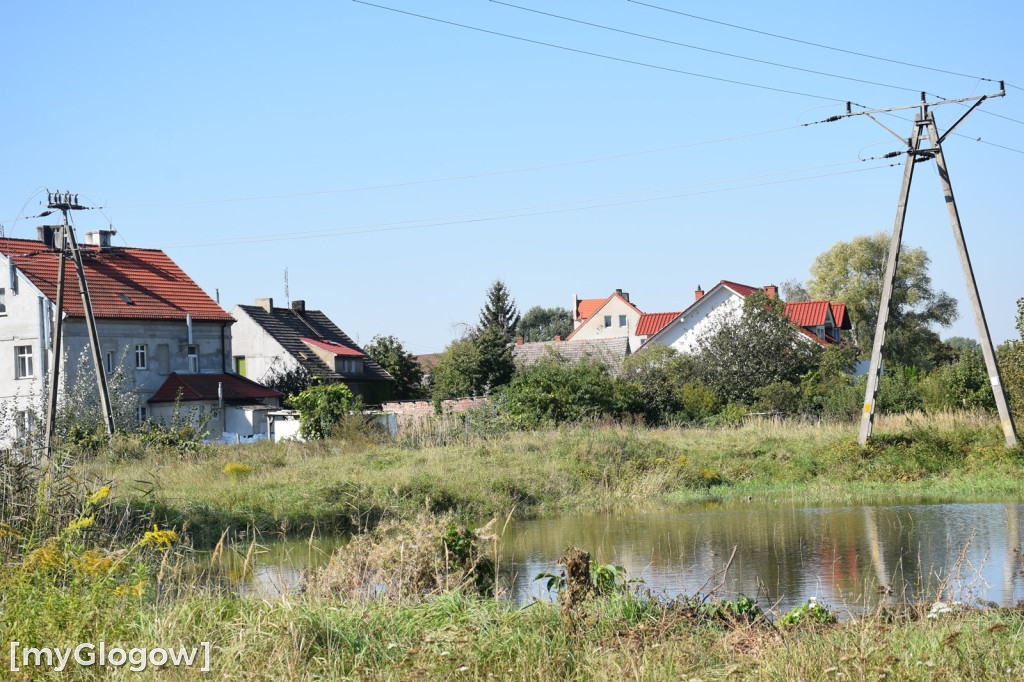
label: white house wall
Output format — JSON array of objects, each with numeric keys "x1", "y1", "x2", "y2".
[
  {"x1": 652, "y1": 288, "x2": 745, "y2": 354},
  {"x1": 570, "y1": 298, "x2": 644, "y2": 351},
  {"x1": 0, "y1": 255, "x2": 49, "y2": 442},
  {"x1": 229, "y1": 305, "x2": 301, "y2": 383}
]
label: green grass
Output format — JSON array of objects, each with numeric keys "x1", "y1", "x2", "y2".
[{"x1": 79, "y1": 410, "x2": 1024, "y2": 544}]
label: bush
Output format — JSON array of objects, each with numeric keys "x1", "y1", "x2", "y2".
[
  {"x1": 920, "y1": 352, "x2": 996, "y2": 412},
  {"x1": 289, "y1": 383, "x2": 355, "y2": 440},
  {"x1": 495, "y1": 356, "x2": 621, "y2": 428}
]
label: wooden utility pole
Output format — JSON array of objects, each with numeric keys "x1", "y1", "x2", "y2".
[
  {"x1": 847, "y1": 87, "x2": 1017, "y2": 448},
  {"x1": 42, "y1": 191, "x2": 115, "y2": 457}
]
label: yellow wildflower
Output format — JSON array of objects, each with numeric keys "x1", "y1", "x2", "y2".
[
  {"x1": 223, "y1": 462, "x2": 252, "y2": 477},
  {"x1": 73, "y1": 549, "x2": 115, "y2": 576},
  {"x1": 114, "y1": 580, "x2": 147, "y2": 598},
  {"x1": 23, "y1": 540, "x2": 64, "y2": 570},
  {"x1": 87, "y1": 486, "x2": 111, "y2": 506},
  {"x1": 140, "y1": 525, "x2": 179, "y2": 551},
  {"x1": 0, "y1": 523, "x2": 23, "y2": 540},
  {"x1": 66, "y1": 514, "x2": 95, "y2": 533}
]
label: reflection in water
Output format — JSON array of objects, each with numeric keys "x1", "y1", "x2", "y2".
[
  {"x1": 208, "y1": 502, "x2": 1024, "y2": 614},
  {"x1": 499, "y1": 502, "x2": 1024, "y2": 613}
]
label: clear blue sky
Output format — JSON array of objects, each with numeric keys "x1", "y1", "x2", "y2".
[{"x1": 3, "y1": 1, "x2": 1022, "y2": 353}]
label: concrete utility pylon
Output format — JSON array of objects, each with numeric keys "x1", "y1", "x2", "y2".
[{"x1": 846, "y1": 88, "x2": 1017, "y2": 448}]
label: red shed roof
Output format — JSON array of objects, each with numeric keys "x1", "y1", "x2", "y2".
[
  {"x1": 636, "y1": 312, "x2": 682, "y2": 336},
  {"x1": 300, "y1": 337, "x2": 365, "y2": 357},
  {"x1": 0, "y1": 237, "x2": 232, "y2": 322},
  {"x1": 147, "y1": 373, "x2": 283, "y2": 403}
]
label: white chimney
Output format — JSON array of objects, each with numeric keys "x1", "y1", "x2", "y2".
[{"x1": 85, "y1": 230, "x2": 112, "y2": 249}]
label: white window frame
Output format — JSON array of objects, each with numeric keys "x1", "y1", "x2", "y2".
[
  {"x1": 187, "y1": 345, "x2": 199, "y2": 373},
  {"x1": 134, "y1": 344, "x2": 148, "y2": 370},
  {"x1": 15, "y1": 410, "x2": 33, "y2": 439},
  {"x1": 618, "y1": 314, "x2": 627, "y2": 328},
  {"x1": 137, "y1": 405, "x2": 149, "y2": 424},
  {"x1": 0, "y1": 287, "x2": 6, "y2": 315},
  {"x1": 15, "y1": 345, "x2": 33, "y2": 379},
  {"x1": 603, "y1": 315, "x2": 612, "y2": 328}
]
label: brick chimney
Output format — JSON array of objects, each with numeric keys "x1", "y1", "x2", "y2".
[
  {"x1": 255, "y1": 297, "x2": 273, "y2": 313},
  {"x1": 291, "y1": 300, "x2": 305, "y2": 313},
  {"x1": 695, "y1": 285, "x2": 704, "y2": 302},
  {"x1": 764, "y1": 284, "x2": 778, "y2": 300},
  {"x1": 615, "y1": 288, "x2": 630, "y2": 303},
  {"x1": 554, "y1": 335, "x2": 561, "y2": 342},
  {"x1": 515, "y1": 336, "x2": 524, "y2": 346}
]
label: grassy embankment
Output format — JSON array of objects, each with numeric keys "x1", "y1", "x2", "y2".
[{"x1": 83, "y1": 411, "x2": 1024, "y2": 545}]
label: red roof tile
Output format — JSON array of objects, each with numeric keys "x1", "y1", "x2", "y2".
[
  {"x1": 300, "y1": 337, "x2": 365, "y2": 357},
  {"x1": 784, "y1": 300, "x2": 831, "y2": 327},
  {"x1": 719, "y1": 280, "x2": 761, "y2": 297},
  {"x1": 147, "y1": 373, "x2": 283, "y2": 403},
  {"x1": 831, "y1": 303, "x2": 852, "y2": 330},
  {"x1": 575, "y1": 297, "x2": 607, "y2": 321},
  {"x1": 636, "y1": 312, "x2": 682, "y2": 336},
  {"x1": 0, "y1": 237, "x2": 232, "y2": 322}
]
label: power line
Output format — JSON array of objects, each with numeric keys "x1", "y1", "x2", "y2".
[
  {"x1": 627, "y1": 0, "x2": 999, "y2": 83},
  {"x1": 154, "y1": 161, "x2": 896, "y2": 249},
  {"x1": 491, "y1": 0, "x2": 922, "y2": 95},
  {"x1": 351, "y1": 0, "x2": 850, "y2": 103},
  {"x1": 98, "y1": 124, "x2": 807, "y2": 211}
]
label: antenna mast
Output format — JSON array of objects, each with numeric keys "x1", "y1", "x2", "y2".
[{"x1": 844, "y1": 85, "x2": 1017, "y2": 448}]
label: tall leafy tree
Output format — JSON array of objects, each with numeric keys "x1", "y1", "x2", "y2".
[
  {"x1": 364, "y1": 334, "x2": 424, "y2": 399},
  {"x1": 693, "y1": 291, "x2": 819, "y2": 404},
  {"x1": 806, "y1": 232, "x2": 957, "y2": 368},
  {"x1": 478, "y1": 280, "x2": 521, "y2": 342},
  {"x1": 997, "y1": 297, "x2": 1024, "y2": 417},
  {"x1": 430, "y1": 335, "x2": 485, "y2": 401},
  {"x1": 517, "y1": 305, "x2": 573, "y2": 342}
]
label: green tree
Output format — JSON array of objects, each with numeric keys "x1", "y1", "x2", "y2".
[
  {"x1": 364, "y1": 335, "x2": 424, "y2": 399},
  {"x1": 289, "y1": 383, "x2": 355, "y2": 440},
  {"x1": 517, "y1": 305, "x2": 573, "y2": 342},
  {"x1": 262, "y1": 363, "x2": 315, "y2": 399},
  {"x1": 806, "y1": 232, "x2": 957, "y2": 368},
  {"x1": 617, "y1": 345, "x2": 704, "y2": 424},
  {"x1": 430, "y1": 336, "x2": 486, "y2": 401},
  {"x1": 495, "y1": 355, "x2": 619, "y2": 428},
  {"x1": 693, "y1": 291, "x2": 820, "y2": 404},
  {"x1": 478, "y1": 280, "x2": 521, "y2": 342},
  {"x1": 996, "y1": 297, "x2": 1024, "y2": 418}
]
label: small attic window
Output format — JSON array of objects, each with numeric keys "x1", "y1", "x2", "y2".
[{"x1": 117, "y1": 293, "x2": 134, "y2": 305}]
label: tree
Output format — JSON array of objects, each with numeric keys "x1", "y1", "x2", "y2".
[
  {"x1": 262, "y1": 363, "x2": 315, "y2": 399},
  {"x1": 430, "y1": 336, "x2": 486, "y2": 401},
  {"x1": 997, "y1": 297, "x2": 1024, "y2": 418},
  {"x1": 693, "y1": 291, "x2": 820, "y2": 404},
  {"x1": 289, "y1": 382, "x2": 355, "y2": 440},
  {"x1": 478, "y1": 280, "x2": 521, "y2": 342},
  {"x1": 364, "y1": 335, "x2": 424, "y2": 399},
  {"x1": 517, "y1": 305, "x2": 573, "y2": 342},
  {"x1": 495, "y1": 355, "x2": 620, "y2": 428},
  {"x1": 806, "y1": 232, "x2": 957, "y2": 368},
  {"x1": 780, "y1": 278, "x2": 811, "y2": 303}
]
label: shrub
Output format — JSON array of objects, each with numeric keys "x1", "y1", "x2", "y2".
[
  {"x1": 495, "y1": 356, "x2": 620, "y2": 428},
  {"x1": 289, "y1": 383, "x2": 355, "y2": 440}
]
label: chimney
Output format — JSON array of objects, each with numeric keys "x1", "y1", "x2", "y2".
[
  {"x1": 37, "y1": 225, "x2": 59, "y2": 249},
  {"x1": 615, "y1": 288, "x2": 630, "y2": 303},
  {"x1": 764, "y1": 284, "x2": 778, "y2": 300},
  {"x1": 554, "y1": 335, "x2": 561, "y2": 342},
  {"x1": 515, "y1": 336, "x2": 524, "y2": 346},
  {"x1": 695, "y1": 285, "x2": 704, "y2": 302},
  {"x1": 85, "y1": 230, "x2": 112, "y2": 249},
  {"x1": 255, "y1": 297, "x2": 273, "y2": 313},
  {"x1": 291, "y1": 300, "x2": 305, "y2": 313}
]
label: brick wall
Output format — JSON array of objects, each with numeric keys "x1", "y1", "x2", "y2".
[{"x1": 381, "y1": 396, "x2": 491, "y2": 432}]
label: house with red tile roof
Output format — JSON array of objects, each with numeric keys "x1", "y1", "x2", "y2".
[
  {"x1": 569, "y1": 288, "x2": 678, "y2": 352},
  {"x1": 0, "y1": 227, "x2": 278, "y2": 443},
  {"x1": 642, "y1": 280, "x2": 852, "y2": 355},
  {"x1": 230, "y1": 297, "x2": 394, "y2": 402}
]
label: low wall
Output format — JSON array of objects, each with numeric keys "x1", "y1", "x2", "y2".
[{"x1": 380, "y1": 396, "x2": 490, "y2": 433}]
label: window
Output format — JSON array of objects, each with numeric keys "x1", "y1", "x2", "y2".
[
  {"x1": 15, "y1": 345, "x2": 33, "y2": 379},
  {"x1": 15, "y1": 411, "x2": 33, "y2": 440},
  {"x1": 137, "y1": 406, "x2": 149, "y2": 424},
  {"x1": 105, "y1": 350, "x2": 114, "y2": 374},
  {"x1": 134, "y1": 344, "x2": 148, "y2": 370},
  {"x1": 234, "y1": 356, "x2": 247, "y2": 377},
  {"x1": 603, "y1": 315, "x2": 612, "y2": 327},
  {"x1": 0, "y1": 287, "x2": 6, "y2": 315},
  {"x1": 187, "y1": 345, "x2": 199, "y2": 373},
  {"x1": 618, "y1": 315, "x2": 627, "y2": 328}
]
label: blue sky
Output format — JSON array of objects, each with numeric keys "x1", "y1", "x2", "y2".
[{"x1": 3, "y1": 1, "x2": 1022, "y2": 354}]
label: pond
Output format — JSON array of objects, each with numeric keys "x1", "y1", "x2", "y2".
[{"x1": 206, "y1": 500, "x2": 1024, "y2": 613}]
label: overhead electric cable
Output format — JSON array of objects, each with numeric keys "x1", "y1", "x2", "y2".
[
  {"x1": 491, "y1": 0, "x2": 922, "y2": 94},
  {"x1": 99, "y1": 124, "x2": 809, "y2": 211},
  {"x1": 628, "y1": 0, "x2": 998, "y2": 82},
  {"x1": 351, "y1": 0, "x2": 850, "y2": 103},
  {"x1": 155, "y1": 162, "x2": 895, "y2": 249}
]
